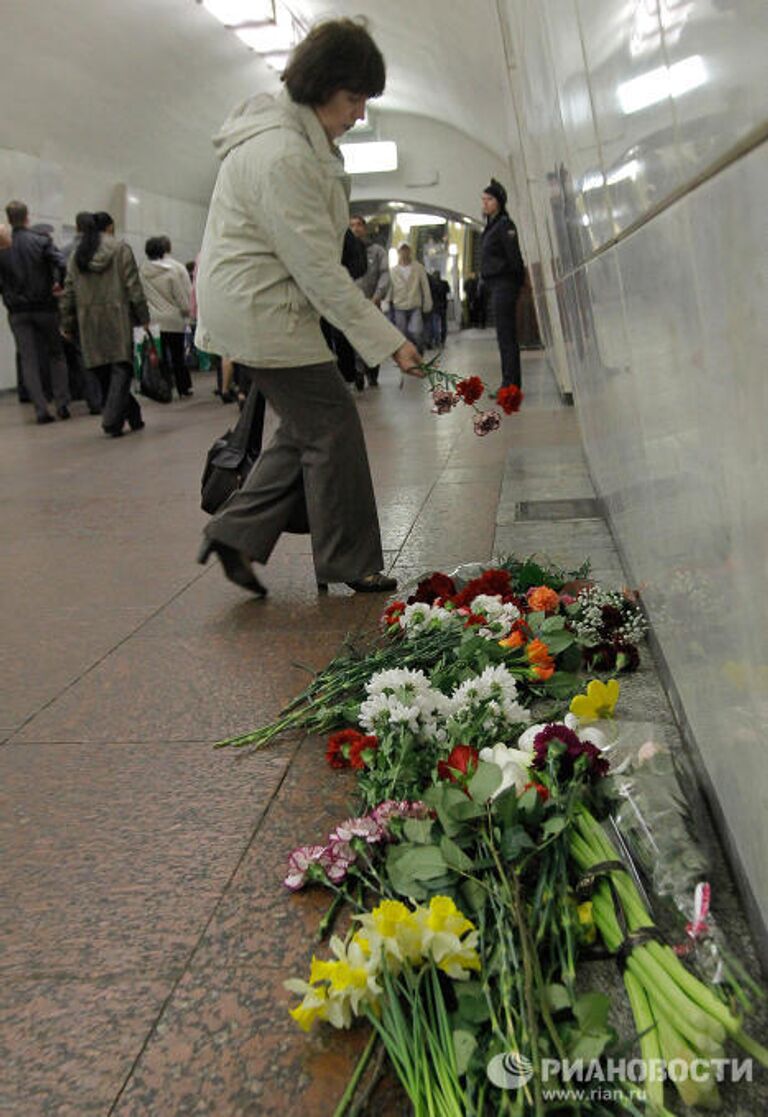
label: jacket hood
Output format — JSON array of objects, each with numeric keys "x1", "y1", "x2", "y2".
[
  {"x1": 213, "y1": 90, "x2": 304, "y2": 159},
  {"x1": 87, "y1": 235, "x2": 119, "y2": 273},
  {"x1": 141, "y1": 258, "x2": 175, "y2": 278}
]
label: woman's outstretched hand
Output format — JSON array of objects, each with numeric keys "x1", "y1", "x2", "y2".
[{"x1": 393, "y1": 341, "x2": 425, "y2": 377}]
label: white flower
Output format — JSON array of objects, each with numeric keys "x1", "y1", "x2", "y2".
[
  {"x1": 360, "y1": 666, "x2": 451, "y2": 742},
  {"x1": 400, "y1": 602, "x2": 460, "y2": 634},
  {"x1": 517, "y1": 713, "x2": 607, "y2": 753},
  {"x1": 479, "y1": 743, "x2": 533, "y2": 797},
  {"x1": 469, "y1": 594, "x2": 521, "y2": 640}
]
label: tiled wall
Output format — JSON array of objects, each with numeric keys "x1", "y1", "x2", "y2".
[
  {"x1": 500, "y1": 0, "x2": 768, "y2": 936},
  {"x1": 0, "y1": 148, "x2": 208, "y2": 390}
]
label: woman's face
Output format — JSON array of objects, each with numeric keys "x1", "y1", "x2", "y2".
[{"x1": 315, "y1": 89, "x2": 368, "y2": 140}]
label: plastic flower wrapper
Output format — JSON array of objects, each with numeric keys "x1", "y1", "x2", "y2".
[{"x1": 605, "y1": 726, "x2": 763, "y2": 1005}]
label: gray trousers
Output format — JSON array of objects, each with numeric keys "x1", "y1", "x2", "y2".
[
  {"x1": 9, "y1": 310, "x2": 70, "y2": 418},
  {"x1": 204, "y1": 361, "x2": 384, "y2": 583},
  {"x1": 91, "y1": 362, "x2": 142, "y2": 433}
]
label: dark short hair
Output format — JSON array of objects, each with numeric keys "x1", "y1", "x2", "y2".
[
  {"x1": 5, "y1": 200, "x2": 28, "y2": 228},
  {"x1": 282, "y1": 18, "x2": 385, "y2": 106},
  {"x1": 145, "y1": 236, "x2": 166, "y2": 260},
  {"x1": 93, "y1": 211, "x2": 114, "y2": 232}
]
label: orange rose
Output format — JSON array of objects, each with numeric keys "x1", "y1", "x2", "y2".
[
  {"x1": 532, "y1": 665, "x2": 555, "y2": 680},
  {"x1": 527, "y1": 586, "x2": 560, "y2": 614},
  {"x1": 499, "y1": 630, "x2": 525, "y2": 649},
  {"x1": 526, "y1": 638, "x2": 553, "y2": 667}
]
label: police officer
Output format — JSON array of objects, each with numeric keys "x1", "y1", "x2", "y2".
[{"x1": 480, "y1": 178, "x2": 525, "y2": 391}]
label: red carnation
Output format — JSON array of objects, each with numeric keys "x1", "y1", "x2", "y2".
[
  {"x1": 437, "y1": 744, "x2": 479, "y2": 787},
  {"x1": 348, "y1": 734, "x2": 379, "y2": 770},
  {"x1": 496, "y1": 385, "x2": 524, "y2": 414},
  {"x1": 451, "y1": 568, "x2": 512, "y2": 608},
  {"x1": 463, "y1": 611, "x2": 488, "y2": 629},
  {"x1": 382, "y1": 599, "x2": 406, "y2": 628},
  {"x1": 407, "y1": 571, "x2": 457, "y2": 606},
  {"x1": 326, "y1": 728, "x2": 365, "y2": 769},
  {"x1": 455, "y1": 376, "x2": 484, "y2": 405},
  {"x1": 531, "y1": 724, "x2": 609, "y2": 782},
  {"x1": 523, "y1": 780, "x2": 550, "y2": 802}
]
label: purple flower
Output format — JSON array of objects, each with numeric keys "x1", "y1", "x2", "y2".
[
  {"x1": 369, "y1": 799, "x2": 432, "y2": 834},
  {"x1": 473, "y1": 409, "x2": 502, "y2": 437},
  {"x1": 283, "y1": 844, "x2": 326, "y2": 891},
  {"x1": 431, "y1": 388, "x2": 457, "y2": 415},
  {"x1": 531, "y1": 723, "x2": 609, "y2": 782}
]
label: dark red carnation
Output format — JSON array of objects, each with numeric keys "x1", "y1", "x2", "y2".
[
  {"x1": 615, "y1": 643, "x2": 640, "y2": 672},
  {"x1": 523, "y1": 780, "x2": 550, "y2": 802},
  {"x1": 531, "y1": 724, "x2": 609, "y2": 782},
  {"x1": 455, "y1": 376, "x2": 484, "y2": 405},
  {"x1": 382, "y1": 600, "x2": 406, "y2": 628},
  {"x1": 451, "y1": 568, "x2": 512, "y2": 608},
  {"x1": 326, "y1": 728, "x2": 365, "y2": 770},
  {"x1": 407, "y1": 571, "x2": 457, "y2": 606},
  {"x1": 582, "y1": 643, "x2": 618, "y2": 672},
  {"x1": 496, "y1": 385, "x2": 524, "y2": 414},
  {"x1": 463, "y1": 611, "x2": 488, "y2": 629},
  {"x1": 348, "y1": 734, "x2": 379, "y2": 770}
]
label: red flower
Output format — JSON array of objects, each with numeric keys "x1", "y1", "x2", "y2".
[
  {"x1": 407, "y1": 571, "x2": 457, "y2": 606},
  {"x1": 523, "y1": 780, "x2": 550, "y2": 802},
  {"x1": 455, "y1": 376, "x2": 484, "y2": 405},
  {"x1": 451, "y1": 568, "x2": 512, "y2": 608},
  {"x1": 463, "y1": 611, "x2": 488, "y2": 628},
  {"x1": 496, "y1": 385, "x2": 524, "y2": 414},
  {"x1": 326, "y1": 728, "x2": 366, "y2": 769},
  {"x1": 382, "y1": 599, "x2": 406, "y2": 627},
  {"x1": 348, "y1": 734, "x2": 379, "y2": 770},
  {"x1": 531, "y1": 724, "x2": 609, "y2": 782},
  {"x1": 437, "y1": 745, "x2": 479, "y2": 786}
]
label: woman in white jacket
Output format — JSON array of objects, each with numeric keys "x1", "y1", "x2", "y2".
[
  {"x1": 196, "y1": 18, "x2": 421, "y2": 596},
  {"x1": 139, "y1": 238, "x2": 193, "y2": 397}
]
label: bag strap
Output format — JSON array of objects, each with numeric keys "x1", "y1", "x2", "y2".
[{"x1": 227, "y1": 383, "x2": 265, "y2": 457}]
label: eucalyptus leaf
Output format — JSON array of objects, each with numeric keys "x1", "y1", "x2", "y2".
[
  {"x1": 541, "y1": 615, "x2": 566, "y2": 633},
  {"x1": 500, "y1": 825, "x2": 535, "y2": 861},
  {"x1": 440, "y1": 834, "x2": 475, "y2": 873},
  {"x1": 454, "y1": 980, "x2": 491, "y2": 1025},
  {"x1": 460, "y1": 876, "x2": 487, "y2": 913},
  {"x1": 453, "y1": 1029, "x2": 477, "y2": 1075},
  {"x1": 403, "y1": 817, "x2": 435, "y2": 844},
  {"x1": 545, "y1": 984, "x2": 571, "y2": 1013},
  {"x1": 467, "y1": 760, "x2": 502, "y2": 804},
  {"x1": 541, "y1": 815, "x2": 568, "y2": 837}
]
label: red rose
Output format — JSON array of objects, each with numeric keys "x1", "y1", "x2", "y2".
[
  {"x1": 348, "y1": 734, "x2": 379, "y2": 770},
  {"x1": 455, "y1": 376, "x2": 484, "y2": 405},
  {"x1": 437, "y1": 745, "x2": 480, "y2": 786},
  {"x1": 451, "y1": 568, "x2": 512, "y2": 608},
  {"x1": 496, "y1": 385, "x2": 524, "y2": 414}
]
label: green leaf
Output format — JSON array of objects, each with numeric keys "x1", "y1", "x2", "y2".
[
  {"x1": 541, "y1": 615, "x2": 566, "y2": 633},
  {"x1": 453, "y1": 1029, "x2": 477, "y2": 1075},
  {"x1": 545, "y1": 984, "x2": 571, "y2": 1013},
  {"x1": 540, "y1": 671, "x2": 581, "y2": 698},
  {"x1": 500, "y1": 825, "x2": 535, "y2": 861},
  {"x1": 439, "y1": 834, "x2": 475, "y2": 873},
  {"x1": 454, "y1": 980, "x2": 491, "y2": 1025},
  {"x1": 467, "y1": 760, "x2": 502, "y2": 804},
  {"x1": 386, "y1": 843, "x2": 449, "y2": 897},
  {"x1": 539, "y1": 630, "x2": 574, "y2": 654},
  {"x1": 492, "y1": 786, "x2": 519, "y2": 829},
  {"x1": 403, "y1": 818, "x2": 435, "y2": 844},
  {"x1": 460, "y1": 876, "x2": 487, "y2": 913},
  {"x1": 568, "y1": 992, "x2": 614, "y2": 1063},
  {"x1": 526, "y1": 610, "x2": 545, "y2": 633},
  {"x1": 541, "y1": 815, "x2": 568, "y2": 837}
]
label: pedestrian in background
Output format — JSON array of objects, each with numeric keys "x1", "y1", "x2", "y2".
[
  {"x1": 388, "y1": 243, "x2": 432, "y2": 353},
  {"x1": 480, "y1": 178, "x2": 525, "y2": 390},
  {"x1": 140, "y1": 236, "x2": 193, "y2": 397},
  {"x1": 349, "y1": 214, "x2": 389, "y2": 385},
  {"x1": 60, "y1": 212, "x2": 149, "y2": 437}
]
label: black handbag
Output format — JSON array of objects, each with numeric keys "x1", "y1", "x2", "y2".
[
  {"x1": 139, "y1": 333, "x2": 172, "y2": 404},
  {"x1": 201, "y1": 385, "x2": 266, "y2": 514}
]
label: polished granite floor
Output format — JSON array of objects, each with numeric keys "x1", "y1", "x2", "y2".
[{"x1": 0, "y1": 337, "x2": 764, "y2": 1116}]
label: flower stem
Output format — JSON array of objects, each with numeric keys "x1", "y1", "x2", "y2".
[{"x1": 331, "y1": 1028, "x2": 378, "y2": 1117}]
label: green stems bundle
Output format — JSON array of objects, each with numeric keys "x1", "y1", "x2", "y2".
[{"x1": 571, "y1": 806, "x2": 768, "y2": 1110}]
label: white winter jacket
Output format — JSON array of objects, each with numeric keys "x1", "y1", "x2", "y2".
[
  {"x1": 195, "y1": 89, "x2": 404, "y2": 368},
  {"x1": 139, "y1": 257, "x2": 192, "y2": 333}
]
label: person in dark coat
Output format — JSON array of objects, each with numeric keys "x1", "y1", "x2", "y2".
[
  {"x1": 480, "y1": 178, "x2": 525, "y2": 390},
  {"x1": 0, "y1": 200, "x2": 71, "y2": 423},
  {"x1": 428, "y1": 269, "x2": 450, "y2": 346},
  {"x1": 59, "y1": 213, "x2": 149, "y2": 437}
]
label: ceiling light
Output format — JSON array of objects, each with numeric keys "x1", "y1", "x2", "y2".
[
  {"x1": 398, "y1": 213, "x2": 447, "y2": 230},
  {"x1": 237, "y1": 22, "x2": 294, "y2": 51},
  {"x1": 202, "y1": 0, "x2": 274, "y2": 26},
  {"x1": 606, "y1": 159, "x2": 642, "y2": 186},
  {"x1": 340, "y1": 141, "x2": 398, "y2": 174},
  {"x1": 388, "y1": 201, "x2": 407, "y2": 209},
  {"x1": 617, "y1": 55, "x2": 706, "y2": 115}
]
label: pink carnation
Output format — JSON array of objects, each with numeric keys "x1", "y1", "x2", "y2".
[
  {"x1": 473, "y1": 409, "x2": 502, "y2": 437},
  {"x1": 431, "y1": 388, "x2": 457, "y2": 415},
  {"x1": 330, "y1": 816, "x2": 386, "y2": 844},
  {"x1": 284, "y1": 844, "x2": 326, "y2": 891}
]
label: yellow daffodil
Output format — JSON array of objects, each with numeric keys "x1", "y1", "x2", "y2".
[
  {"x1": 354, "y1": 899, "x2": 423, "y2": 967},
  {"x1": 284, "y1": 979, "x2": 329, "y2": 1032},
  {"x1": 423, "y1": 895, "x2": 475, "y2": 938},
  {"x1": 570, "y1": 678, "x2": 620, "y2": 721}
]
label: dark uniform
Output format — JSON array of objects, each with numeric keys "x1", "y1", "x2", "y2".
[{"x1": 480, "y1": 201, "x2": 525, "y2": 389}]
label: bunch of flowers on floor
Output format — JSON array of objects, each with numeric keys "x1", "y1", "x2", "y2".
[{"x1": 218, "y1": 556, "x2": 766, "y2": 1115}]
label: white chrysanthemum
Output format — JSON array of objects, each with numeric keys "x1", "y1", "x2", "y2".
[
  {"x1": 360, "y1": 667, "x2": 451, "y2": 741},
  {"x1": 447, "y1": 664, "x2": 531, "y2": 733}
]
